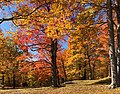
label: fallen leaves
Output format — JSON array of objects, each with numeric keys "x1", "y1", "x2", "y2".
[{"x1": 1, "y1": 80, "x2": 120, "y2": 94}]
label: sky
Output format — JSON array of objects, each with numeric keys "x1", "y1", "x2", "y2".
[
  {"x1": 0, "y1": 22, "x2": 12, "y2": 31},
  {"x1": 0, "y1": 3, "x2": 17, "y2": 32}
]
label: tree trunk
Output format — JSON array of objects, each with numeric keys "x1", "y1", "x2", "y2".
[
  {"x1": 61, "y1": 60, "x2": 67, "y2": 81},
  {"x1": 87, "y1": 52, "x2": 92, "y2": 80},
  {"x1": 7, "y1": 76, "x2": 11, "y2": 87},
  {"x1": 1, "y1": 73, "x2": 4, "y2": 89},
  {"x1": 92, "y1": 61, "x2": 96, "y2": 80},
  {"x1": 51, "y1": 38, "x2": 58, "y2": 87},
  {"x1": 82, "y1": 62, "x2": 87, "y2": 80},
  {"x1": 115, "y1": 0, "x2": 120, "y2": 87},
  {"x1": 78, "y1": 64, "x2": 81, "y2": 80},
  {"x1": 107, "y1": 0, "x2": 117, "y2": 88},
  {"x1": 57, "y1": 69, "x2": 60, "y2": 86},
  {"x1": 106, "y1": 65, "x2": 109, "y2": 77},
  {"x1": 13, "y1": 72, "x2": 16, "y2": 89}
]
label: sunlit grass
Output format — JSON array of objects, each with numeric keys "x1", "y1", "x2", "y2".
[{"x1": 1, "y1": 77, "x2": 120, "y2": 94}]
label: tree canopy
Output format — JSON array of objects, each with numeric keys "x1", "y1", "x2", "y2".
[{"x1": 0, "y1": 0, "x2": 120, "y2": 89}]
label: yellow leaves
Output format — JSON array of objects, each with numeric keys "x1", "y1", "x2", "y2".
[
  {"x1": 12, "y1": 0, "x2": 73, "y2": 41},
  {"x1": 94, "y1": 0, "x2": 105, "y2": 4},
  {"x1": 44, "y1": 13, "x2": 72, "y2": 39},
  {"x1": 5, "y1": 31, "x2": 15, "y2": 35},
  {"x1": 89, "y1": 8, "x2": 95, "y2": 14},
  {"x1": 22, "y1": 31, "x2": 32, "y2": 36},
  {"x1": 13, "y1": 18, "x2": 27, "y2": 27},
  {"x1": 81, "y1": 1, "x2": 87, "y2": 4},
  {"x1": 46, "y1": 29, "x2": 59, "y2": 40},
  {"x1": 52, "y1": 3, "x2": 62, "y2": 10},
  {"x1": 71, "y1": 69, "x2": 77, "y2": 74}
]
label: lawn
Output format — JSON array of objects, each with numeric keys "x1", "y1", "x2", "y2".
[{"x1": 0, "y1": 78, "x2": 120, "y2": 94}]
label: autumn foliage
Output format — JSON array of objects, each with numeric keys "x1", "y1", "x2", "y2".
[{"x1": 0, "y1": 0, "x2": 119, "y2": 89}]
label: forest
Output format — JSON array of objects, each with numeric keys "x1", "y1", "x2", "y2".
[{"x1": 0, "y1": 0, "x2": 120, "y2": 92}]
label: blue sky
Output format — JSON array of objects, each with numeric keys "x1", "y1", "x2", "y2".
[
  {"x1": 0, "y1": 22, "x2": 12, "y2": 31},
  {"x1": 0, "y1": 4, "x2": 17, "y2": 32}
]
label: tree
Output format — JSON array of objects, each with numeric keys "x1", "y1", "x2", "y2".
[
  {"x1": 13, "y1": 0, "x2": 74, "y2": 87},
  {"x1": 15, "y1": 26, "x2": 68, "y2": 87},
  {"x1": 114, "y1": 0, "x2": 120, "y2": 87},
  {"x1": 0, "y1": 30, "x2": 23, "y2": 88},
  {"x1": 107, "y1": 0, "x2": 117, "y2": 89}
]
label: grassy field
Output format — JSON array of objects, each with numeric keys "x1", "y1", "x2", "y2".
[{"x1": 0, "y1": 77, "x2": 120, "y2": 94}]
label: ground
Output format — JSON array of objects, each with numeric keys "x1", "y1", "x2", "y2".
[{"x1": 0, "y1": 77, "x2": 120, "y2": 94}]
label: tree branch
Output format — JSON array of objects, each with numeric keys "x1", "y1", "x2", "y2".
[{"x1": 0, "y1": 1, "x2": 52, "y2": 24}]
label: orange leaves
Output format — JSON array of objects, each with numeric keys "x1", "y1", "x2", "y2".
[{"x1": 13, "y1": 0, "x2": 73, "y2": 40}]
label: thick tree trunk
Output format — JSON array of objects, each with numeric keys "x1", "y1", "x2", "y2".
[
  {"x1": 51, "y1": 39, "x2": 58, "y2": 87},
  {"x1": 107, "y1": 0, "x2": 117, "y2": 88},
  {"x1": 115, "y1": 0, "x2": 120, "y2": 87}
]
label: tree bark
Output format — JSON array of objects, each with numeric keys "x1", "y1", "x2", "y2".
[
  {"x1": 51, "y1": 38, "x2": 58, "y2": 87},
  {"x1": 82, "y1": 62, "x2": 87, "y2": 80},
  {"x1": 7, "y1": 76, "x2": 11, "y2": 87},
  {"x1": 92, "y1": 61, "x2": 96, "y2": 80},
  {"x1": 106, "y1": 65, "x2": 109, "y2": 77},
  {"x1": 115, "y1": 0, "x2": 120, "y2": 87},
  {"x1": 13, "y1": 71, "x2": 16, "y2": 89},
  {"x1": 107, "y1": 0, "x2": 117, "y2": 88},
  {"x1": 61, "y1": 60, "x2": 67, "y2": 81},
  {"x1": 86, "y1": 51, "x2": 92, "y2": 80},
  {"x1": 1, "y1": 73, "x2": 4, "y2": 89}
]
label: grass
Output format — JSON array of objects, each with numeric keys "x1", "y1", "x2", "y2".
[{"x1": 0, "y1": 77, "x2": 120, "y2": 94}]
